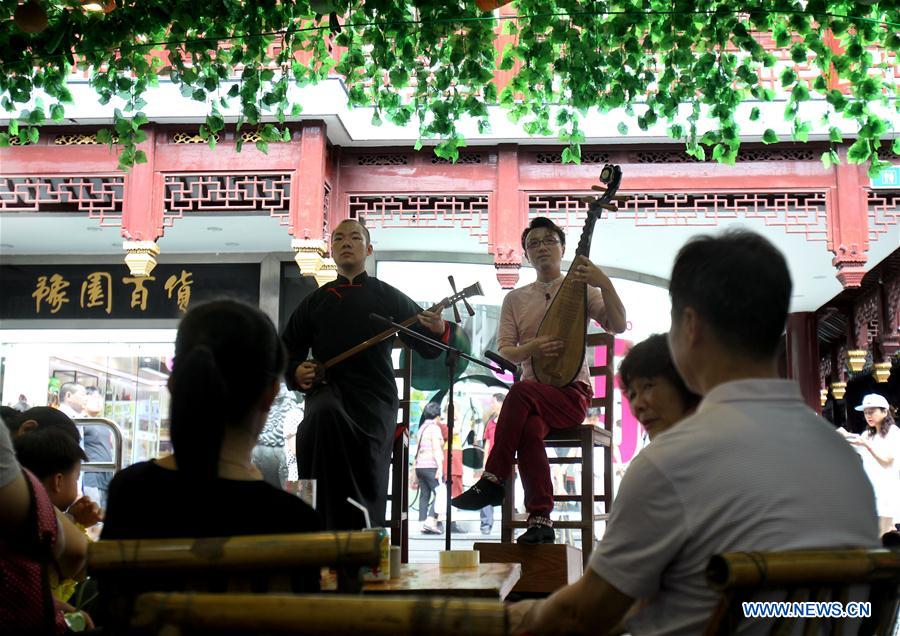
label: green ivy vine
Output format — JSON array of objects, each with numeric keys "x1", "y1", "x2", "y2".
[{"x1": 1, "y1": 0, "x2": 897, "y2": 173}]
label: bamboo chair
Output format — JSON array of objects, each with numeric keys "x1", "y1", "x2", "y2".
[
  {"x1": 703, "y1": 548, "x2": 900, "y2": 635},
  {"x1": 90, "y1": 530, "x2": 382, "y2": 633},
  {"x1": 129, "y1": 592, "x2": 509, "y2": 636}
]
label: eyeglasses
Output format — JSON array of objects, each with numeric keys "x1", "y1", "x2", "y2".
[{"x1": 526, "y1": 237, "x2": 561, "y2": 250}]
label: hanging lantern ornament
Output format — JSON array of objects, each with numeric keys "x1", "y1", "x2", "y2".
[
  {"x1": 14, "y1": 0, "x2": 49, "y2": 33},
  {"x1": 846, "y1": 349, "x2": 867, "y2": 373},
  {"x1": 831, "y1": 382, "x2": 847, "y2": 401},
  {"x1": 873, "y1": 361, "x2": 892, "y2": 383}
]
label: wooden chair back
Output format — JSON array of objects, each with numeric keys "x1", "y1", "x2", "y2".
[
  {"x1": 129, "y1": 592, "x2": 509, "y2": 636},
  {"x1": 389, "y1": 341, "x2": 412, "y2": 562},
  {"x1": 704, "y1": 548, "x2": 900, "y2": 635},
  {"x1": 501, "y1": 331, "x2": 615, "y2": 561}
]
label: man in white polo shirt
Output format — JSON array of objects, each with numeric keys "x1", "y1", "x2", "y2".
[{"x1": 511, "y1": 229, "x2": 878, "y2": 636}]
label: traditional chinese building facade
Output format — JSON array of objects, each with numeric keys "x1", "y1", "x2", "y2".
[{"x1": 2, "y1": 123, "x2": 898, "y2": 418}]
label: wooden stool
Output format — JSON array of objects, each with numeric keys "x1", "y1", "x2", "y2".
[
  {"x1": 475, "y1": 542, "x2": 582, "y2": 595},
  {"x1": 500, "y1": 332, "x2": 615, "y2": 565}
]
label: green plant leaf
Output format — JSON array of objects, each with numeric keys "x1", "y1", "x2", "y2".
[{"x1": 762, "y1": 129, "x2": 779, "y2": 144}]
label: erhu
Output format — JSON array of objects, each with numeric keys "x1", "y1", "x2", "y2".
[
  {"x1": 531, "y1": 164, "x2": 623, "y2": 387},
  {"x1": 309, "y1": 277, "x2": 483, "y2": 387}
]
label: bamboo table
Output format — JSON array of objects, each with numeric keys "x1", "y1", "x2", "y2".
[{"x1": 323, "y1": 562, "x2": 522, "y2": 600}]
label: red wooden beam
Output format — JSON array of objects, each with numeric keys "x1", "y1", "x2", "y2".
[
  {"x1": 491, "y1": 144, "x2": 523, "y2": 289},
  {"x1": 121, "y1": 126, "x2": 161, "y2": 242},
  {"x1": 828, "y1": 147, "x2": 870, "y2": 288},
  {"x1": 290, "y1": 121, "x2": 328, "y2": 241}
]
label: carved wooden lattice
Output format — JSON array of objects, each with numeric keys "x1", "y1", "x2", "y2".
[
  {"x1": 632, "y1": 151, "x2": 702, "y2": 164},
  {"x1": 54, "y1": 133, "x2": 103, "y2": 145},
  {"x1": 819, "y1": 355, "x2": 833, "y2": 384},
  {"x1": 356, "y1": 154, "x2": 410, "y2": 166},
  {"x1": 887, "y1": 278, "x2": 900, "y2": 332},
  {"x1": 348, "y1": 194, "x2": 489, "y2": 243},
  {"x1": 737, "y1": 148, "x2": 816, "y2": 162},
  {"x1": 0, "y1": 176, "x2": 124, "y2": 225},
  {"x1": 535, "y1": 151, "x2": 611, "y2": 165},
  {"x1": 854, "y1": 292, "x2": 881, "y2": 348},
  {"x1": 528, "y1": 191, "x2": 828, "y2": 240},
  {"x1": 172, "y1": 131, "x2": 220, "y2": 144},
  {"x1": 866, "y1": 190, "x2": 900, "y2": 240},
  {"x1": 162, "y1": 173, "x2": 291, "y2": 227},
  {"x1": 431, "y1": 153, "x2": 484, "y2": 165},
  {"x1": 631, "y1": 148, "x2": 816, "y2": 163}
]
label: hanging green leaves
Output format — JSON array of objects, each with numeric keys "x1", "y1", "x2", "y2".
[{"x1": 1, "y1": 0, "x2": 897, "y2": 171}]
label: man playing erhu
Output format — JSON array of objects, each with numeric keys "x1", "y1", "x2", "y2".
[{"x1": 282, "y1": 219, "x2": 452, "y2": 530}]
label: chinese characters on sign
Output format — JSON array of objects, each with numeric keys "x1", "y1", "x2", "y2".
[
  {"x1": 33, "y1": 271, "x2": 193, "y2": 315},
  {"x1": 80, "y1": 272, "x2": 113, "y2": 314},
  {"x1": 32, "y1": 274, "x2": 70, "y2": 314},
  {"x1": 2, "y1": 263, "x2": 260, "y2": 321},
  {"x1": 164, "y1": 270, "x2": 193, "y2": 312}
]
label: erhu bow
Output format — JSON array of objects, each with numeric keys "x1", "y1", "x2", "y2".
[
  {"x1": 531, "y1": 164, "x2": 624, "y2": 387},
  {"x1": 309, "y1": 277, "x2": 483, "y2": 386}
]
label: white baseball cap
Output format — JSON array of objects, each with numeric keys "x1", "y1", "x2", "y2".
[{"x1": 854, "y1": 393, "x2": 890, "y2": 411}]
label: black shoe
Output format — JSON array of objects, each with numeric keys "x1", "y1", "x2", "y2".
[
  {"x1": 450, "y1": 522, "x2": 467, "y2": 534},
  {"x1": 451, "y1": 478, "x2": 505, "y2": 510},
  {"x1": 516, "y1": 525, "x2": 555, "y2": 545}
]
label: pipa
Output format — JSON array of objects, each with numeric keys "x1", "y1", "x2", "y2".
[{"x1": 532, "y1": 165, "x2": 623, "y2": 387}]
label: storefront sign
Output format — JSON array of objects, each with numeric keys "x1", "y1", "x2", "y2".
[{"x1": 0, "y1": 263, "x2": 260, "y2": 320}]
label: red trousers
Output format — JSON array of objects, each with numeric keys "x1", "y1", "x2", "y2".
[{"x1": 484, "y1": 380, "x2": 590, "y2": 516}]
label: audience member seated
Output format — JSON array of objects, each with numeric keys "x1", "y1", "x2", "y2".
[
  {"x1": 101, "y1": 300, "x2": 321, "y2": 589},
  {"x1": 0, "y1": 416, "x2": 92, "y2": 634},
  {"x1": 1, "y1": 405, "x2": 20, "y2": 431},
  {"x1": 14, "y1": 426, "x2": 103, "y2": 603},
  {"x1": 509, "y1": 230, "x2": 879, "y2": 636},
  {"x1": 7, "y1": 406, "x2": 82, "y2": 441},
  {"x1": 619, "y1": 333, "x2": 701, "y2": 443}
]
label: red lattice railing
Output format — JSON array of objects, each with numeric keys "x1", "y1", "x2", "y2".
[
  {"x1": 866, "y1": 190, "x2": 900, "y2": 240},
  {"x1": 0, "y1": 176, "x2": 124, "y2": 227},
  {"x1": 348, "y1": 194, "x2": 490, "y2": 244},
  {"x1": 162, "y1": 173, "x2": 291, "y2": 227},
  {"x1": 528, "y1": 191, "x2": 829, "y2": 241}
]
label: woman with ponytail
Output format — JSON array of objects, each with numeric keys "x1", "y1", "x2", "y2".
[{"x1": 101, "y1": 300, "x2": 320, "y2": 551}]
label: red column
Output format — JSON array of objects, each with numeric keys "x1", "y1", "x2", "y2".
[
  {"x1": 829, "y1": 147, "x2": 869, "y2": 288},
  {"x1": 491, "y1": 144, "x2": 523, "y2": 288},
  {"x1": 786, "y1": 312, "x2": 822, "y2": 412},
  {"x1": 288, "y1": 121, "x2": 334, "y2": 281},
  {"x1": 120, "y1": 126, "x2": 161, "y2": 241},
  {"x1": 290, "y1": 121, "x2": 328, "y2": 240}
]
